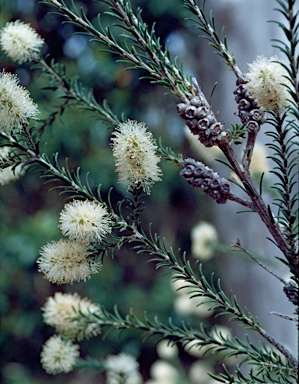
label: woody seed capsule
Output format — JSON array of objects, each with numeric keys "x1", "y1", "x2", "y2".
[
  {"x1": 180, "y1": 158, "x2": 230, "y2": 204},
  {"x1": 176, "y1": 89, "x2": 226, "y2": 147}
]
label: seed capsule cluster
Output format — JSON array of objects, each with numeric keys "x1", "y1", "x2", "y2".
[
  {"x1": 180, "y1": 158, "x2": 230, "y2": 204},
  {"x1": 177, "y1": 96, "x2": 227, "y2": 147},
  {"x1": 234, "y1": 81, "x2": 265, "y2": 133}
]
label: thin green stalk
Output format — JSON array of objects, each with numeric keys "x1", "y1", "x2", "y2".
[
  {"x1": 183, "y1": 0, "x2": 245, "y2": 81},
  {"x1": 38, "y1": 58, "x2": 120, "y2": 126},
  {"x1": 41, "y1": 0, "x2": 193, "y2": 98}
]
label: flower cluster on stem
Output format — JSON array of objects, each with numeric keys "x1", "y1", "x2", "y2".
[
  {"x1": 0, "y1": 71, "x2": 38, "y2": 133},
  {"x1": 40, "y1": 335, "x2": 79, "y2": 374},
  {"x1": 111, "y1": 120, "x2": 162, "y2": 193},
  {"x1": 59, "y1": 199, "x2": 112, "y2": 244},
  {"x1": 245, "y1": 55, "x2": 291, "y2": 113},
  {"x1": 0, "y1": 20, "x2": 44, "y2": 64},
  {"x1": 42, "y1": 292, "x2": 102, "y2": 339},
  {"x1": 37, "y1": 239, "x2": 99, "y2": 284}
]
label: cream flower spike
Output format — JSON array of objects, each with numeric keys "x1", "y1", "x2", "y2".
[
  {"x1": 40, "y1": 335, "x2": 79, "y2": 374},
  {"x1": 0, "y1": 71, "x2": 39, "y2": 133},
  {"x1": 37, "y1": 239, "x2": 101, "y2": 284},
  {"x1": 0, "y1": 20, "x2": 44, "y2": 63},
  {"x1": 42, "y1": 292, "x2": 102, "y2": 338},
  {"x1": 245, "y1": 55, "x2": 291, "y2": 113},
  {"x1": 59, "y1": 199, "x2": 112, "y2": 244},
  {"x1": 111, "y1": 120, "x2": 162, "y2": 194}
]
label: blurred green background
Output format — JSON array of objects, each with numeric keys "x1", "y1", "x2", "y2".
[{"x1": 0, "y1": 1, "x2": 229, "y2": 383}]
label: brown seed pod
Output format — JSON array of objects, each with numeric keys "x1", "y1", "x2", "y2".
[{"x1": 180, "y1": 158, "x2": 230, "y2": 204}]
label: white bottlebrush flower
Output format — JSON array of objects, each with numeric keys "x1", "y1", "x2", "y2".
[
  {"x1": 37, "y1": 239, "x2": 101, "y2": 285},
  {"x1": 111, "y1": 120, "x2": 162, "y2": 193},
  {"x1": 191, "y1": 221, "x2": 218, "y2": 261},
  {"x1": 0, "y1": 20, "x2": 44, "y2": 63},
  {"x1": 42, "y1": 292, "x2": 102, "y2": 339},
  {"x1": 40, "y1": 335, "x2": 79, "y2": 374},
  {"x1": 0, "y1": 71, "x2": 38, "y2": 133},
  {"x1": 105, "y1": 353, "x2": 143, "y2": 384},
  {"x1": 245, "y1": 55, "x2": 291, "y2": 113},
  {"x1": 0, "y1": 147, "x2": 24, "y2": 185},
  {"x1": 59, "y1": 199, "x2": 113, "y2": 244}
]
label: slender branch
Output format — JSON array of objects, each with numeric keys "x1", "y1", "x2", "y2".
[
  {"x1": 42, "y1": 1, "x2": 157, "y2": 74},
  {"x1": 132, "y1": 240, "x2": 298, "y2": 368},
  {"x1": 233, "y1": 238, "x2": 287, "y2": 284},
  {"x1": 183, "y1": 0, "x2": 245, "y2": 82},
  {"x1": 225, "y1": 192, "x2": 254, "y2": 209},
  {"x1": 219, "y1": 141, "x2": 291, "y2": 259},
  {"x1": 97, "y1": 310, "x2": 297, "y2": 376},
  {"x1": 38, "y1": 58, "x2": 120, "y2": 126},
  {"x1": 241, "y1": 130, "x2": 258, "y2": 170},
  {"x1": 109, "y1": 0, "x2": 192, "y2": 100},
  {"x1": 269, "y1": 311, "x2": 298, "y2": 323},
  {"x1": 42, "y1": 0, "x2": 193, "y2": 99},
  {"x1": 73, "y1": 306, "x2": 298, "y2": 378},
  {"x1": 44, "y1": 1, "x2": 131, "y2": 56}
]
